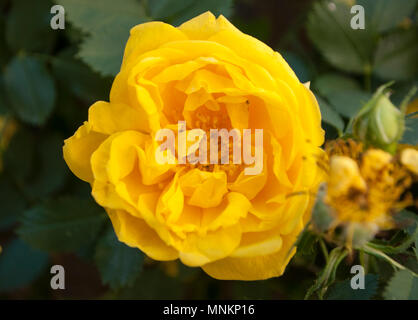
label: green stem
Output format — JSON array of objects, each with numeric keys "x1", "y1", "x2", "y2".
[
  {"x1": 367, "y1": 226, "x2": 418, "y2": 254},
  {"x1": 359, "y1": 250, "x2": 369, "y2": 274},
  {"x1": 362, "y1": 244, "x2": 417, "y2": 276},
  {"x1": 319, "y1": 238, "x2": 329, "y2": 263},
  {"x1": 305, "y1": 246, "x2": 348, "y2": 300}
]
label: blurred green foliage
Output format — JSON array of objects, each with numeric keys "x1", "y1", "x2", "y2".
[{"x1": 0, "y1": 0, "x2": 417, "y2": 299}]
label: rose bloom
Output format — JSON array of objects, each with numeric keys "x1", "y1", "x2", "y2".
[
  {"x1": 63, "y1": 12, "x2": 324, "y2": 280},
  {"x1": 324, "y1": 144, "x2": 416, "y2": 248}
]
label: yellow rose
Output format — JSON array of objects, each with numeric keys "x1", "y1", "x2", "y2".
[{"x1": 63, "y1": 12, "x2": 324, "y2": 280}]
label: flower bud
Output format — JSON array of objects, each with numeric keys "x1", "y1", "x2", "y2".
[{"x1": 353, "y1": 91, "x2": 403, "y2": 153}]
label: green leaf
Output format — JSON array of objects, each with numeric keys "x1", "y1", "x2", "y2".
[
  {"x1": 3, "y1": 130, "x2": 67, "y2": 201},
  {"x1": 175, "y1": 0, "x2": 233, "y2": 25},
  {"x1": 3, "y1": 55, "x2": 56, "y2": 126},
  {"x1": 358, "y1": 0, "x2": 418, "y2": 33},
  {"x1": 94, "y1": 227, "x2": 144, "y2": 289},
  {"x1": 148, "y1": 0, "x2": 196, "y2": 20},
  {"x1": 23, "y1": 133, "x2": 68, "y2": 199},
  {"x1": 326, "y1": 89, "x2": 372, "y2": 118},
  {"x1": 116, "y1": 267, "x2": 183, "y2": 299},
  {"x1": 327, "y1": 274, "x2": 379, "y2": 300},
  {"x1": 0, "y1": 176, "x2": 26, "y2": 231},
  {"x1": 307, "y1": 0, "x2": 376, "y2": 74},
  {"x1": 6, "y1": 0, "x2": 56, "y2": 53},
  {"x1": 316, "y1": 97, "x2": 345, "y2": 133},
  {"x1": 401, "y1": 116, "x2": 418, "y2": 145},
  {"x1": 373, "y1": 210, "x2": 418, "y2": 252},
  {"x1": 17, "y1": 196, "x2": 107, "y2": 252},
  {"x1": 51, "y1": 50, "x2": 112, "y2": 102},
  {"x1": 56, "y1": 0, "x2": 146, "y2": 34},
  {"x1": 405, "y1": 256, "x2": 418, "y2": 275},
  {"x1": 296, "y1": 230, "x2": 319, "y2": 258},
  {"x1": 362, "y1": 243, "x2": 414, "y2": 273},
  {"x1": 149, "y1": 0, "x2": 234, "y2": 25},
  {"x1": 0, "y1": 238, "x2": 49, "y2": 293},
  {"x1": 54, "y1": 89, "x2": 88, "y2": 130},
  {"x1": 170, "y1": 0, "x2": 233, "y2": 26},
  {"x1": 57, "y1": 0, "x2": 148, "y2": 76},
  {"x1": 77, "y1": 24, "x2": 135, "y2": 76},
  {"x1": 374, "y1": 28, "x2": 418, "y2": 81},
  {"x1": 384, "y1": 270, "x2": 418, "y2": 300},
  {"x1": 282, "y1": 51, "x2": 312, "y2": 83},
  {"x1": 367, "y1": 228, "x2": 418, "y2": 255},
  {"x1": 3, "y1": 128, "x2": 35, "y2": 182},
  {"x1": 313, "y1": 73, "x2": 360, "y2": 97}
]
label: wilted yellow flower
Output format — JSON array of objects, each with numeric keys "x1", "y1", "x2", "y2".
[
  {"x1": 324, "y1": 140, "x2": 414, "y2": 247},
  {"x1": 63, "y1": 12, "x2": 324, "y2": 280},
  {"x1": 327, "y1": 156, "x2": 366, "y2": 198},
  {"x1": 401, "y1": 148, "x2": 418, "y2": 175}
]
